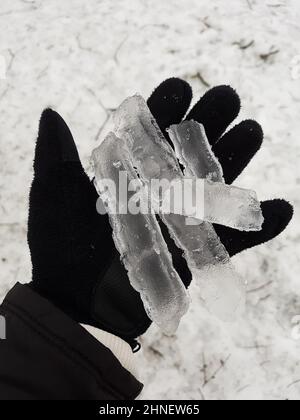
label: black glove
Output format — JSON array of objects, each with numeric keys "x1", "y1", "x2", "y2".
[{"x1": 28, "y1": 78, "x2": 293, "y2": 349}]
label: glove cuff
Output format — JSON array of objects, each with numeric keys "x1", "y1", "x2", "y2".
[{"x1": 81, "y1": 324, "x2": 138, "y2": 378}]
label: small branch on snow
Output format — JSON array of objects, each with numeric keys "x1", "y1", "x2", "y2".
[
  {"x1": 148, "y1": 346, "x2": 164, "y2": 358},
  {"x1": 233, "y1": 40, "x2": 255, "y2": 50},
  {"x1": 267, "y1": 3, "x2": 286, "y2": 8},
  {"x1": 114, "y1": 35, "x2": 130, "y2": 65},
  {"x1": 200, "y1": 352, "x2": 208, "y2": 385},
  {"x1": 199, "y1": 16, "x2": 213, "y2": 30},
  {"x1": 257, "y1": 294, "x2": 271, "y2": 304},
  {"x1": 247, "y1": 280, "x2": 273, "y2": 294},
  {"x1": 237, "y1": 385, "x2": 251, "y2": 394},
  {"x1": 0, "y1": 86, "x2": 10, "y2": 101},
  {"x1": 260, "y1": 48, "x2": 280, "y2": 62},
  {"x1": 191, "y1": 72, "x2": 211, "y2": 88},
  {"x1": 7, "y1": 49, "x2": 16, "y2": 73},
  {"x1": 203, "y1": 355, "x2": 231, "y2": 387},
  {"x1": 198, "y1": 388, "x2": 206, "y2": 401},
  {"x1": 0, "y1": 222, "x2": 21, "y2": 228},
  {"x1": 76, "y1": 34, "x2": 101, "y2": 56},
  {"x1": 246, "y1": 0, "x2": 253, "y2": 10},
  {"x1": 287, "y1": 379, "x2": 300, "y2": 389},
  {"x1": 37, "y1": 65, "x2": 50, "y2": 80},
  {"x1": 85, "y1": 87, "x2": 116, "y2": 141},
  {"x1": 238, "y1": 341, "x2": 270, "y2": 351}
]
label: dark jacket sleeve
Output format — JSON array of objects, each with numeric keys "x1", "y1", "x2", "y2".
[{"x1": 0, "y1": 283, "x2": 143, "y2": 400}]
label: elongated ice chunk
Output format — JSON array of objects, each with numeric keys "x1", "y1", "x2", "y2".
[
  {"x1": 115, "y1": 95, "x2": 263, "y2": 231},
  {"x1": 166, "y1": 121, "x2": 250, "y2": 319},
  {"x1": 204, "y1": 179, "x2": 264, "y2": 231},
  {"x1": 114, "y1": 95, "x2": 183, "y2": 187},
  {"x1": 92, "y1": 132, "x2": 189, "y2": 334},
  {"x1": 159, "y1": 177, "x2": 264, "y2": 231},
  {"x1": 160, "y1": 214, "x2": 246, "y2": 321},
  {"x1": 168, "y1": 120, "x2": 224, "y2": 182},
  {"x1": 114, "y1": 95, "x2": 246, "y2": 320},
  {"x1": 167, "y1": 121, "x2": 264, "y2": 231}
]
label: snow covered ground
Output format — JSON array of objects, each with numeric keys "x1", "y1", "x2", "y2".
[{"x1": 0, "y1": 0, "x2": 300, "y2": 400}]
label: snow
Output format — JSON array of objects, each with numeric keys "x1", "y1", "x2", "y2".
[{"x1": 0, "y1": 0, "x2": 300, "y2": 400}]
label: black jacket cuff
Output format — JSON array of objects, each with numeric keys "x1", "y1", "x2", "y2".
[{"x1": 0, "y1": 283, "x2": 143, "y2": 400}]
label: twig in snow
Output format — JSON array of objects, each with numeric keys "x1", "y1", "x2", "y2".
[
  {"x1": 247, "y1": 280, "x2": 273, "y2": 294},
  {"x1": 85, "y1": 87, "x2": 116, "y2": 141},
  {"x1": 7, "y1": 49, "x2": 16, "y2": 73},
  {"x1": 233, "y1": 40, "x2": 255, "y2": 50},
  {"x1": 114, "y1": 35, "x2": 129, "y2": 65},
  {"x1": 260, "y1": 48, "x2": 280, "y2": 62},
  {"x1": 267, "y1": 3, "x2": 286, "y2": 8},
  {"x1": 149, "y1": 345, "x2": 164, "y2": 358},
  {"x1": 37, "y1": 65, "x2": 49, "y2": 80},
  {"x1": 0, "y1": 86, "x2": 10, "y2": 101},
  {"x1": 238, "y1": 341, "x2": 269, "y2": 351},
  {"x1": 0, "y1": 222, "x2": 20, "y2": 228},
  {"x1": 257, "y1": 294, "x2": 271, "y2": 304},
  {"x1": 203, "y1": 355, "x2": 231, "y2": 387},
  {"x1": 199, "y1": 17, "x2": 212, "y2": 29},
  {"x1": 94, "y1": 114, "x2": 111, "y2": 142},
  {"x1": 198, "y1": 388, "x2": 206, "y2": 401},
  {"x1": 76, "y1": 34, "x2": 101, "y2": 56},
  {"x1": 200, "y1": 352, "x2": 208, "y2": 385},
  {"x1": 237, "y1": 385, "x2": 251, "y2": 394},
  {"x1": 287, "y1": 379, "x2": 300, "y2": 389},
  {"x1": 191, "y1": 72, "x2": 211, "y2": 88},
  {"x1": 246, "y1": 0, "x2": 253, "y2": 9}
]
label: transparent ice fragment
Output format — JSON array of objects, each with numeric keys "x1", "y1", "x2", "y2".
[
  {"x1": 92, "y1": 132, "x2": 189, "y2": 334},
  {"x1": 168, "y1": 121, "x2": 264, "y2": 231},
  {"x1": 160, "y1": 214, "x2": 246, "y2": 321},
  {"x1": 114, "y1": 94, "x2": 182, "y2": 188},
  {"x1": 191, "y1": 263, "x2": 246, "y2": 321},
  {"x1": 203, "y1": 179, "x2": 264, "y2": 231},
  {"x1": 159, "y1": 177, "x2": 264, "y2": 231},
  {"x1": 115, "y1": 96, "x2": 263, "y2": 231},
  {"x1": 114, "y1": 96, "x2": 246, "y2": 320},
  {"x1": 167, "y1": 120, "x2": 224, "y2": 182}
]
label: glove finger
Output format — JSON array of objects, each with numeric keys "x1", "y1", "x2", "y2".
[
  {"x1": 213, "y1": 120, "x2": 264, "y2": 184},
  {"x1": 214, "y1": 199, "x2": 294, "y2": 257},
  {"x1": 34, "y1": 109, "x2": 84, "y2": 180},
  {"x1": 186, "y1": 85, "x2": 241, "y2": 146},
  {"x1": 147, "y1": 78, "x2": 193, "y2": 134},
  {"x1": 29, "y1": 110, "x2": 104, "y2": 268}
]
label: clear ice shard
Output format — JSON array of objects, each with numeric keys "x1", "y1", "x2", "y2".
[
  {"x1": 114, "y1": 95, "x2": 264, "y2": 231},
  {"x1": 168, "y1": 120, "x2": 224, "y2": 182},
  {"x1": 114, "y1": 95, "x2": 247, "y2": 320},
  {"x1": 167, "y1": 121, "x2": 264, "y2": 231},
  {"x1": 92, "y1": 132, "x2": 189, "y2": 335},
  {"x1": 159, "y1": 178, "x2": 264, "y2": 231}
]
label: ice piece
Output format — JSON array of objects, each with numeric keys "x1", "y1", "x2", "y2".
[
  {"x1": 159, "y1": 177, "x2": 264, "y2": 232},
  {"x1": 114, "y1": 95, "x2": 246, "y2": 320},
  {"x1": 160, "y1": 214, "x2": 245, "y2": 321},
  {"x1": 167, "y1": 121, "x2": 264, "y2": 231},
  {"x1": 114, "y1": 95, "x2": 182, "y2": 186},
  {"x1": 115, "y1": 95, "x2": 263, "y2": 231},
  {"x1": 92, "y1": 132, "x2": 189, "y2": 334},
  {"x1": 167, "y1": 120, "x2": 224, "y2": 182},
  {"x1": 166, "y1": 121, "x2": 251, "y2": 318},
  {"x1": 203, "y1": 179, "x2": 264, "y2": 231}
]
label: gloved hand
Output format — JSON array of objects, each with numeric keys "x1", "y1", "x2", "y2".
[{"x1": 28, "y1": 78, "x2": 293, "y2": 349}]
